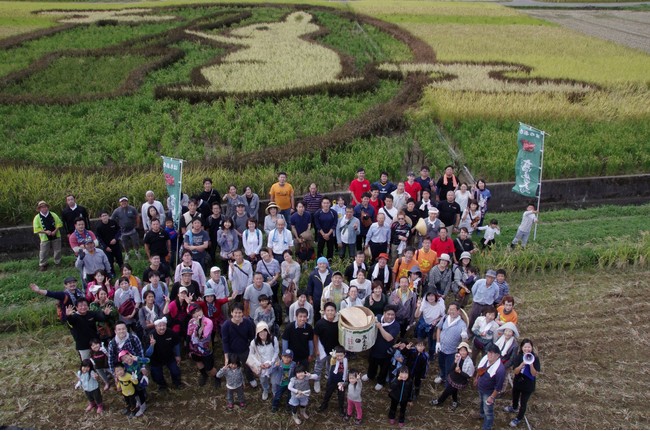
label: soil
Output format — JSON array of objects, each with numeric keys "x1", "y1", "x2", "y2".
[
  {"x1": 1, "y1": 268, "x2": 649, "y2": 429},
  {"x1": 521, "y1": 9, "x2": 650, "y2": 53}
]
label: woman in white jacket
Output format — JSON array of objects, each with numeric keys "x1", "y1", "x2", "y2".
[{"x1": 248, "y1": 321, "x2": 280, "y2": 401}]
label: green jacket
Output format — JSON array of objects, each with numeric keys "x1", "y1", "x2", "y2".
[{"x1": 33, "y1": 212, "x2": 63, "y2": 242}]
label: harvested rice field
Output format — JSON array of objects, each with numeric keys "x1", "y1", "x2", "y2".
[{"x1": 1, "y1": 268, "x2": 648, "y2": 429}]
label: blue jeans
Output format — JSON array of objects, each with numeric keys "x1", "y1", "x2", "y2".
[
  {"x1": 272, "y1": 385, "x2": 290, "y2": 409},
  {"x1": 150, "y1": 360, "x2": 181, "y2": 388},
  {"x1": 479, "y1": 391, "x2": 495, "y2": 430},
  {"x1": 438, "y1": 351, "x2": 455, "y2": 380},
  {"x1": 338, "y1": 243, "x2": 356, "y2": 259},
  {"x1": 414, "y1": 317, "x2": 436, "y2": 358}
]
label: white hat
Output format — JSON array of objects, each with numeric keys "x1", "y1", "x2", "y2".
[
  {"x1": 210, "y1": 266, "x2": 221, "y2": 273},
  {"x1": 439, "y1": 253, "x2": 451, "y2": 263},
  {"x1": 460, "y1": 251, "x2": 472, "y2": 260}
]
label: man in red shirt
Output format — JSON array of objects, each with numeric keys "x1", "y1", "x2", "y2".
[
  {"x1": 430, "y1": 226, "x2": 455, "y2": 257},
  {"x1": 368, "y1": 186, "x2": 384, "y2": 217},
  {"x1": 404, "y1": 171, "x2": 422, "y2": 202},
  {"x1": 349, "y1": 167, "x2": 370, "y2": 206}
]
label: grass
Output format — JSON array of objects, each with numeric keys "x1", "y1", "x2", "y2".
[
  {"x1": 0, "y1": 267, "x2": 648, "y2": 428},
  {"x1": 2, "y1": 54, "x2": 154, "y2": 96}
]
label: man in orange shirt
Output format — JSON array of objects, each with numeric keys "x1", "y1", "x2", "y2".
[
  {"x1": 392, "y1": 247, "x2": 418, "y2": 290},
  {"x1": 496, "y1": 295, "x2": 518, "y2": 326},
  {"x1": 414, "y1": 237, "x2": 437, "y2": 286},
  {"x1": 269, "y1": 171, "x2": 295, "y2": 229}
]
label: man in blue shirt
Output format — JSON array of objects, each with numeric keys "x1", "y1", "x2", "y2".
[
  {"x1": 469, "y1": 269, "x2": 499, "y2": 330},
  {"x1": 372, "y1": 171, "x2": 397, "y2": 202}
]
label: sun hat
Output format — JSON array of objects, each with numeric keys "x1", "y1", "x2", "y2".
[
  {"x1": 408, "y1": 266, "x2": 422, "y2": 275},
  {"x1": 265, "y1": 202, "x2": 280, "y2": 214},
  {"x1": 439, "y1": 253, "x2": 451, "y2": 263},
  {"x1": 460, "y1": 251, "x2": 472, "y2": 260},
  {"x1": 203, "y1": 288, "x2": 215, "y2": 297},
  {"x1": 36, "y1": 201, "x2": 49, "y2": 210},
  {"x1": 428, "y1": 207, "x2": 439, "y2": 213},
  {"x1": 485, "y1": 269, "x2": 497, "y2": 278},
  {"x1": 256, "y1": 321, "x2": 270, "y2": 336},
  {"x1": 457, "y1": 341, "x2": 472, "y2": 354},
  {"x1": 497, "y1": 322, "x2": 520, "y2": 338}
]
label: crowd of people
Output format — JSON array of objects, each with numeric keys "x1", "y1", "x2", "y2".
[{"x1": 30, "y1": 166, "x2": 541, "y2": 428}]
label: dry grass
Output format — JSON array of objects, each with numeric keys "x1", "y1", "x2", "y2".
[{"x1": 1, "y1": 268, "x2": 649, "y2": 429}]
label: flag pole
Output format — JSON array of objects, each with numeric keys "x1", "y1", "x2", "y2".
[
  {"x1": 176, "y1": 159, "x2": 184, "y2": 266},
  {"x1": 533, "y1": 132, "x2": 546, "y2": 241}
]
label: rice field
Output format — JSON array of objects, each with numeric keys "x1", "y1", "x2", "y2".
[{"x1": 0, "y1": 0, "x2": 649, "y2": 226}]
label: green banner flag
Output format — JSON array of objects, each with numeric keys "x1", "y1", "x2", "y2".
[
  {"x1": 162, "y1": 156, "x2": 183, "y2": 228},
  {"x1": 512, "y1": 123, "x2": 544, "y2": 198}
]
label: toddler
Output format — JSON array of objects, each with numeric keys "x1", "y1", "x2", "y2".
[
  {"x1": 288, "y1": 365, "x2": 319, "y2": 424},
  {"x1": 388, "y1": 366, "x2": 414, "y2": 427},
  {"x1": 343, "y1": 369, "x2": 363, "y2": 425},
  {"x1": 76, "y1": 358, "x2": 103, "y2": 414},
  {"x1": 216, "y1": 354, "x2": 245, "y2": 409}
]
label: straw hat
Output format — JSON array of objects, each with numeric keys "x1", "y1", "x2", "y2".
[
  {"x1": 265, "y1": 202, "x2": 280, "y2": 214},
  {"x1": 36, "y1": 201, "x2": 49, "y2": 210}
]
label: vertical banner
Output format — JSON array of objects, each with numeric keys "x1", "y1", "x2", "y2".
[
  {"x1": 162, "y1": 156, "x2": 183, "y2": 228},
  {"x1": 512, "y1": 123, "x2": 544, "y2": 198}
]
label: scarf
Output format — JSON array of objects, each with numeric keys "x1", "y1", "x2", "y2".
[
  {"x1": 372, "y1": 264, "x2": 390, "y2": 285},
  {"x1": 478, "y1": 355, "x2": 501, "y2": 378},
  {"x1": 143, "y1": 304, "x2": 157, "y2": 323},
  {"x1": 495, "y1": 335, "x2": 514, "y2": 359},
  {"x1": 380, "y1": 315, "x2": 395, "y2": 327},
  {"x1": 443, "y1": 174, "x2": 458, "y2": 188},
  {"x1": 445, "y1": 314, "x2": 461, "y2": 328},
  {"x1": 206, "y1": 301, "x2": 217, "y2": 318},
  {"x1": 114, "y1": 333, "x2": 128, "y2": 350}
]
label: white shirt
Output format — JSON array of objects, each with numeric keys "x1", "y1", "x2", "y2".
[{"x1": 267, "y1": 228, "x2": 294, "y2": 255}]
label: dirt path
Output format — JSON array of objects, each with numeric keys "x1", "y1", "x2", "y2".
[{"x1": 521, "y1": 9, "x2": 650, "y2": 53}]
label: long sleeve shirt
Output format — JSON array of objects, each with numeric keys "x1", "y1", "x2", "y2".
[
  {"x1": 365, "y1": 223, "x2": 391, "y2": 246},
  {"x1": 314, "y1": 209, "x2": 338, "y2": 236},
  {"x1": 228, "y1": 260, "x2": 253, "y2": 295},
  {"x1": 75, "y1": 248, "x2": 111, "y2": 276}
]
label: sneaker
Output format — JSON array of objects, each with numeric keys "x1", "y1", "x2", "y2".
[
  {"x1": 399, "y1": 422, "x2": 405, "y2": 428},
  {"x1": 85, "y1": 402, "x2": 96, "y2": 412},
  {"x1": 227, "y1": 403, "x2": 234, "y2": 410},
  {"x1": 249, "y1": 379, "x2": 258, "y2": 388},
  {"x1": 124, "y1": 253, "x2": 130, "y2": 262},
  {"x1": 430, "y1": 399, "x2": 440, "y2": 406},
  {"x1": 510, "y1": 418, "x2": 520, "y2": 427},
  {"x1": 451, "y1": 402, "x2": 458, "y2": 411},
  {"x1": 317, "y1": 404, "x2": 327, "y2": 413},
  {"x1": 434, "y1": 376, "x2": 443, "y2": 384},
  {"x1": 239, "y1": 402, "x2": 246, "y2": 408},
  {"x1": 343, "y1": 414, "x2": 351, "y2": 421},
  {"x1": 313, "y1": 380, "x2": 321, "y2": 393},
  {"x1": 389, "y1": 419, "x2": 396, "y2": 425},
  {"x1": 127, "y1": 411, "x2": 135, "y2": 418},
  {"x1": 354, "y1": 418, "x2": 362, "y2": 425},
  {"x1": 292, "y1": 414, "x2": 302, "y2": 425},
  {"x1": 134, "y1": 402, "x2": 147, "y2": 417},
  {"x1": 198, "y1": 374, "x2": 208, "y2": 386},
  {"x1": 135, "y1": 250, "x2": 142, "y2": 259},
  {"x1": 262, "y1": 390, "x2": 269, "y2": 400},
  {"x1": 361, "y1": 374, "x2": 369, "y2": 382},
  {"x1": 374, "y1": 383, "x2": 384, "y2": 391},
  {"x1": 96, "y1": 404, "x2": 104, "y2": 414},
  {"x1": 504, "y1": 406, "x2": 519, "y2": 413},
  {"x1": 301, "y1": 408, "x2": 310, "y2": 419}
]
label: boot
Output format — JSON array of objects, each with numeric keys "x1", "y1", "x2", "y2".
[
  {"x1": 85, "y1": 401, "x2": 97, "y2": 412},
  {"x1": 292, "y1": 413, "x2": 302, "y2": 425},
  {"x1": 198, "y1": 369, "x2": 208, "y2": 386},
  {"x1": 301, "y1": 407, "x2": 310, "y2": 419},
  {"x1": 96, "y1": 403, "x2": 104, "y2": 414},
  {"x1": 412, "y1": 386, "x2": 420, "y2": 401}
]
